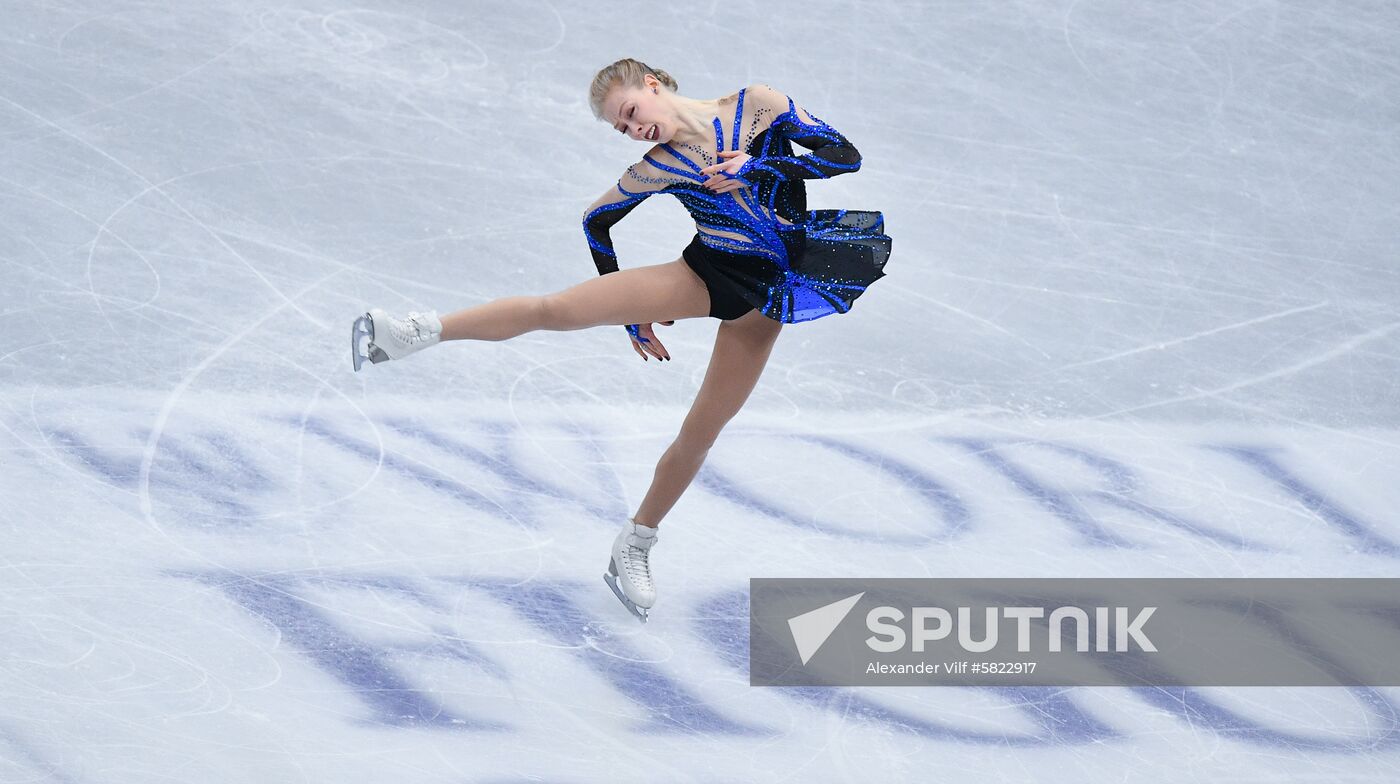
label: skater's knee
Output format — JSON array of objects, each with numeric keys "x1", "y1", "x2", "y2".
[
  {"x1": 676, "y1": 421, "x2": 724, "y2": 452},
  {"x1": 541, "y1": 292, "x2": 604, "y2": 331},
  {"x1": 681, "y1": 397, "x2": 745, "y2": 445},
  {"x1": 535, "y1": 294, "x2": 571, "y2": 331}
]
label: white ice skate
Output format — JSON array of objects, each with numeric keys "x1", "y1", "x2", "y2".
[
  {"x1": 351, "y1": 308, "x2": 443, "y2": 372},
  {"x1": 603, "y1": 519, "x2": 658, "y2": 623}
]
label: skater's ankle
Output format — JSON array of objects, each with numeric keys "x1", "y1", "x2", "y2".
[{"x1": 630, "y1": 516, "x2": 660, "y2": 529}]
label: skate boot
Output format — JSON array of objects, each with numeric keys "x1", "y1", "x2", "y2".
[
  {"x1": 603, "y1": 518, "x2": 658, "y2": 623},
  {"x1": 351, "y1": 308, "x2": 443, "y2": 372}
]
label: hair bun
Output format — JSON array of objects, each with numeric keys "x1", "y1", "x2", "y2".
[{"x1": 649, "y1": 67, "x2": 678, "y2": 92}]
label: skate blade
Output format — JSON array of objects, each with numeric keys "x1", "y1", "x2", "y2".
[
  {"x1": 351, "y1": 313, "x2": 374, "y2": 372},
  {"x1": 602, "y1": 571, "x2": 649, "y2": 623}
]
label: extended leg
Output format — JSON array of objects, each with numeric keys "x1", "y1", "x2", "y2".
[
  {"x1": 439, "y1": 259, "x2": 710, "y2": 341},
  {"x1": 632, "y1": 309, "x2": 783, "y2": 527}
]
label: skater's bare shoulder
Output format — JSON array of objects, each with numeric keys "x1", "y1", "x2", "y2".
[
  {"x1": 743, "y1": 83, "x2": 791, "y2": 110},
  {"x1": 628, "y1": 146, "x2": 664, "y2": 170},
  {"x1": 619, "y1": 149, "x2": 687, "y2": 191},
  {"x1": 581, "y1": 149, "x2": 675, "y2": 219}
]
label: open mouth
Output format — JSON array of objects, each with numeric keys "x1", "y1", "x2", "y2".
[{"x1": 646, "y1": 124, "x2": 658, "y2": 141}]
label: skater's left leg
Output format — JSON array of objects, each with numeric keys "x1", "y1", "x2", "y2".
[
  {"x1": 606, "y1": 310, "x2": 780, "y2": 619},
  {"x1": 632, "y1": 308, "x2": 783, "y2": 527}
]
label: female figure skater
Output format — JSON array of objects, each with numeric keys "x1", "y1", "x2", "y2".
[{"x1": 351, "y1": 58, "x2": 891, "y2": 622}]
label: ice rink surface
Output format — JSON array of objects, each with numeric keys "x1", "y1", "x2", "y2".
[{"x1": 2, "y1": 0, "x2": 1399, "y2": 781}]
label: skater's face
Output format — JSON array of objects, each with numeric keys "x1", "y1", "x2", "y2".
[{"x1": 602, "y1": 75, "x2": 671, "y2": 145}]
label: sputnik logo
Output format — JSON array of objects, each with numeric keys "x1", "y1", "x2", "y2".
[{"x1": 787, "y1": 592, "x2": 865, "y2": 665}]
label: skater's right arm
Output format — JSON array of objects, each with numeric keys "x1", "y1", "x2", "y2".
[
  {"x1": 581, "y1": 160, "x2": 677, "y2": 360},
  {"x1": 581, "y1": 160, "x2": 673, "y2": 276}
]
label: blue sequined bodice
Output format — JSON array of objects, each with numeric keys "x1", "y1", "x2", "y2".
[{"x1": 584, "y1": 84, "x2": 862, "y2": 276}]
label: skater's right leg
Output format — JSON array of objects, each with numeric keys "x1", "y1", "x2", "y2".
[{"x1": 439, "y1": 259, "x2": 710, "y2": 341}]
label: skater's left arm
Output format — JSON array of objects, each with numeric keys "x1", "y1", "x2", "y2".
[{"x1": 704, "y1": 84, "x2": 862, "y2": 186}]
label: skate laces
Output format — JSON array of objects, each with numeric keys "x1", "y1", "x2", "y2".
[
  {"x1": 391, "y1": 311, "x2": 437, "y2": 344},
  {"x1": 622, "y1": 533, "x2": 655, "y2": 589}
]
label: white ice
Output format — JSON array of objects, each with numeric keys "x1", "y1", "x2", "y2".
[{"x1": 2, "y1": 1, "x2": 1399, "y2": 781}]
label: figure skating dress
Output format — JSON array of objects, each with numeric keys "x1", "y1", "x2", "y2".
[{"x1": 583, "y1": 84, "x2": 891, "y2": 323}]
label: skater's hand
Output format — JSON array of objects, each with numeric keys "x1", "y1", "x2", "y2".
[
  {"x1": 701, "y1": 151, "x2": 753, "y2": 193},
  {"x1": 625, "y1": 322, "x2": 673, "y2": 362}
]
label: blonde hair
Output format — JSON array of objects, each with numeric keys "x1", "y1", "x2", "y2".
[{"x1": 589, "y1": 58, "x2": 678, "y2": 120}]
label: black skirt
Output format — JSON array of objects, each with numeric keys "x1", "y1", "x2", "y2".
[
  {"x1": 682, "y1": 237, "x2": 758, "y2": 320},
  {"x1": 681, "y1": 210, "x2": 891, "y2": 323}
]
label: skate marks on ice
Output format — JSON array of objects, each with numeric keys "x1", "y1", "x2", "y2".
[
  {"x1": 3, "y1": 392, "x2": 1400, "y2": 780},
  {"x1": 0, "y1": 721, "x2": 80, "y2": 784}
]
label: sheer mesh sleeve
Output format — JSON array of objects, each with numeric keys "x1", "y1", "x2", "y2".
[
  {"x1": 740, "y1": 84, "x2": 862, "y2": 182},
  {"x1": 582, "y1": 160, "x2": 675, "y2": 275}
]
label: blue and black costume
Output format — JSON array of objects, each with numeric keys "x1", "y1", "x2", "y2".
[{"x1": 583, "y1": 84, "x2": 891, "y2": 325}]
